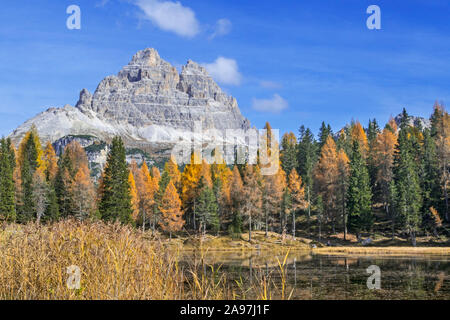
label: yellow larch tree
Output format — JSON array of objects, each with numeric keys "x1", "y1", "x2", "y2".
[
  {"x1": 164, "y1": 155, "x2": 181, "y2": 191},
  {"x1": 350, "y1": 121, "x2": 368, "y2": 157},
  {"x1": 42, "y1": 141, "x2": 58, "y2": 182},
  {"x1": 181, "y1": 152, "x2": 202, "y2": 229},
  {"x1": 128, "y1": 171, "x2": 140, "y2": 222},
  {"x1": 158, "y1": 180, "x2": 184, "y2": 239},
  {"x1": 336, "y1": 149, "x2": 350, "y2": 239}
]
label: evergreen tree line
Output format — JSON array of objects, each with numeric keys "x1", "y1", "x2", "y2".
[
  {"x1": 282, "y1": 103, "x2": 449, "y2": 245},
  {"x1": 0, "y1": 103, "x2": 448, "y2": 245}
]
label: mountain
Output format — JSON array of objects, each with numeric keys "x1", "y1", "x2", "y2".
[{"x1": 9, "y1": 48, "x2": 250, "y2": 171}]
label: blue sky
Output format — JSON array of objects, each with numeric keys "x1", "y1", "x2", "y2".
[{"x1": 1, "y1": 0, "x2": 449, "y2": 138}]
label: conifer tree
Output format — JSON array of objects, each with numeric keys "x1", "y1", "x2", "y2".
[
  {"x1": 336, "y1": 149, "x2": 350, "y2": 239},
  {"x1": 350, "y1": 121, "x2": 368, "y2": 157},
  {"x1": 181, "y1": 152, "x2": 201, "y2": 230},
  {"x1": 42, "y1": 142, "x2": 58, "y2": 182},
  {"x1": 41, "y1": 142, "x2": 59, "y2": 221},
  {"x1": 32, "y1": 168, "x2": 48, "y2": 224},
  {"x1": 393, "y1": 127, "x2": 423, "y2": 246},
  {"x1": 70, "y1": 162, "x2": 95, "y2": 220},
  {"x1": 421, "y1": 129, "x2": 441, "y2": 229},
  {"x1": 280, "y1": 132, "x2": 298, "y2": 175},
  {"x1": 55, "y1": 141, "x2": 92, "y2": 219},
  {"x1": 211, "y1": 149, "x2": 231, "y2": 229},
  {"x1": 318, "y1": 122, "x2": 332, "y2": 151},
  {"x1": 242, "y1": 165, "x2": 263, "y2": 242},
  {"x1": 99, "y1": 137, "x2": 133, "y2": 224},
  {"x1": 346, "y1": 141, "x2": 373, "y2": 237},
  {"x1": 159, "y1": 180, "x2": 184, "y2": 239},
  {"x1": 314, "y1": 135, "x2": 339, "y2": 232},
  {"x1": 297, "y1": 126, "x2": 317, "y2": 225},
  {"x1": 0, "y1": 138, "x2": 16, "y2": 221},
  {"x1": 151, "y1": 166, "x2": 161, "y2": 183},
  {"x1": 367, "y1": 119, "x2": 381, "y2": 200},
  {"x1": 431, "y1": 103, "x2": 449, "y2": 221},
  {"x1": 287, "y1": 169, "x2": 306, "y2": 238},
  {"x1": 134, "y1": 161, "x2": 157, "y2": 231},
  {"x1": 196, "y1": 177, "x2": 219, "y2": 235},
  {"x1": 263, "y1": 165, "x2": 284, "y2": 237},
  {"x1": 16, "y1": 127, "x2": 43, "y2": 222},
  {"x1": 164, "y1": 155, "x2": 181, "y2": 191},
  {"x1": 375, "y1": 126, "x2": 398, "y2": 220},
  {"x1": 128, "y1": 171, "x2": 139, "y2": 222},
  {"x1": 229, "y1": 166, "x2": 244, "y2": 237}
]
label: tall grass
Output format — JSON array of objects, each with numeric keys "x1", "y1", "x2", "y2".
[{"x1": 0, "y1": 220, "x2": 287, "y2": 300}]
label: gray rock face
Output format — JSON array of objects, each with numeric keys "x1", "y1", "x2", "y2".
[{"x1": 9, "y1": 48, "x2": 250, "y2": 156}]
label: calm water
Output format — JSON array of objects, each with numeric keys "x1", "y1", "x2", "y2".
[{"x1": 181, "y1": 251, "x2": 450, "y2": 299}]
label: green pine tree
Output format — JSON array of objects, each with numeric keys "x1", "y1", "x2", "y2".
[
  {"x1": 280, "y1": 132, "x2": 298, "y2": 175},
  {"x1": 196, "y1": 177, "x2": 219, "y2": 235},
  {"x1": 99, "y1": 137, "x2": 133, "y2": 224},
  {"x1": 346, "y1": 141, "x2": 373, "y2": 236},
  {"x1": 318, "y1": 122, "x2": 332, "y2": 151},
  {"x1": 0, "y1": 138, "x2": 16, "y2": 221},
  {"x1": 18, "y1": 129, "x2": 41, "y2": 223},
  {"x1": 297, "y1": 125, "x2": 317, "y2": 222},
  {"x1": 393, "y1": 127, "x2": 423, "y2": 246}
]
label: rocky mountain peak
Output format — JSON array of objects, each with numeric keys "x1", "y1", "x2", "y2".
[
  {"x1": 9, "y1": 48, "x2": 250, "y2": 163},
  {"x1": 181, "y1": 60, "x2": 209, "y2": 76},
  {"x1": 128, "y1": 48, "x2": 162, "y2": 67}
]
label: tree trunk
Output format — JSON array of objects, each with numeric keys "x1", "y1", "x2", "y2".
[
  {"x1": 249, "y1": 213, "x2": 252, "y2": 242},
  {"x1": 265, "y1": 206, "x2": 268, "y2": 238},
  {"x1": 318, "y1": 215, "x2": 322, "y2": 241},
  {"x1": 444, "y1": 179, "x2": 449, "y2": 221},
  {"x1": 307, "y1": 186, "x2": 311, "y2": 235},
  {"x1": 391, "y1": 217, "x2": 395, "y2": 241},
  {"x1": 142, "y1": 209, "x2": 146, "y2": 233},
  {"x1": 292, "y1": 210, "x2": 296, "y2": 239},
  {"x1": 343, "y1": 212, "x2": 347, "y2": 241},
  {"x1": 193, "y1": 199, "x2": 196, "y2": 232}
]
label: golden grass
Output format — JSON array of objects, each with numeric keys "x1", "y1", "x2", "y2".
[{"x1": 0, "y1": 220, "x2": 290, "y2": 300}]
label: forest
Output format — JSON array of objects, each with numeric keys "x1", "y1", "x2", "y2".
[{"x1": 0, "y1": 103, "x2": 448, "y2": 247}]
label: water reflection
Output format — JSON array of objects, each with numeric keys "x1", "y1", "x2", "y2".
[{"x1": 181, "y1": 251, "x2": 449, "y2": 300}]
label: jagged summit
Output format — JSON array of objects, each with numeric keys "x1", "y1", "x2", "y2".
[{"x1": 9, "y1": 48, "x2": 250, "y2": 156}]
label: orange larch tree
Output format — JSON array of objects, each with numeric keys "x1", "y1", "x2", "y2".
[
  {"x1": 164, "y1": 155, "x2": 181, "y2": 191},
  {"x1": 314, "y1": 135, "x2": 339, "y2": 233},
  {"x1": 158, "y1": 180, "x2": 184, "y2": 239},
  {"x1": 375, "y1": 126, "x2": 398, "y2": 218},
  {"x1": 350, "y1": 121, "x2": 368, "y2": 157},
  {"x1": 287, "y1": 168, "x2": 306, "y2": 238},
  {"x1": 71, "y1": 162, "x2": 96, "y2": 220},
  {"x1": 242, "y1": 165, "x2": 263, "y2": 242}
]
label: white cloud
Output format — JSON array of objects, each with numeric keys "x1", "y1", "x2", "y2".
[
  {"x1": 134, "y1": 0, "x2": 200, "y2": 38},
  {"x1": 203, "y1": 57, "x2": 242, "y2": 86},
  {"x1": 209, "y1": 18, "x2": 232, "y2": 39},
  {"x1": 252, "y1": 94, "x2": 288, "y2": 113}
]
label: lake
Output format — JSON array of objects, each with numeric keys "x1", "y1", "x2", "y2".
[{"x1": 180, "y1": 250, "x2": 449, "y2": 300}]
